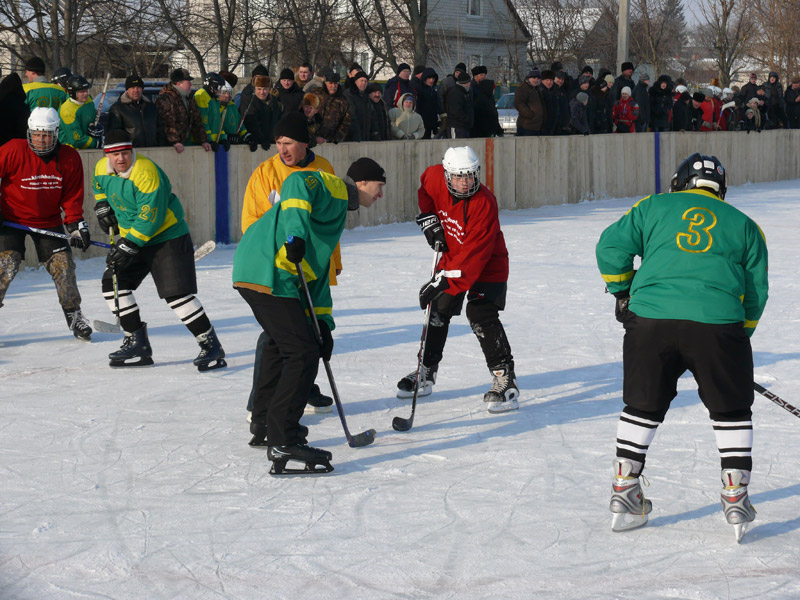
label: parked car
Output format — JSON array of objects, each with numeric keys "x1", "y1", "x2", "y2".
[
  {"x1": 93, "y1": 81, "x2": 170, "y2": 130},
  {"x1": 496, "y1": 93, "x2": 517, "y2": 135}
]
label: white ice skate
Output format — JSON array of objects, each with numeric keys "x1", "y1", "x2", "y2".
[
  {"x1": 397, "y1": 364, "x2": 437, "y2": 399},
  {"x1": 720, "y1": 469, "x2": 756, "y2": 543},
  {"x1": 610, "y1": 459, "x2": 652, "y2": 532},
  {"x1": 485, "y1": 364, "x2": 519, "y2": 413}
]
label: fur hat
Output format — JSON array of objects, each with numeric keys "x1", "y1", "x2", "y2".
[
  {"x1": 454, "y1": 62, "x2": 467, "y2": 73},
  {"x1": 279, "y1": 68, "x2": 295, "y2": 81},
  {"x1": 413, "y1": 65, "x2": 425, "y2": 76},
  {"x1": 219, "y1": 71, "x2": 238, "y2": 88},
  {"x1": 541, "y1": 69, "x2": 555, "y2": 81},
  {"x1": 273, "y1": 112, "x2": 310, "y2": 144},
  {"x1": 692, "y1": 92, "x2": 706, "y2": 102},
  {"x1": 347, "y1": 157, "x2": 387, "y2": 183},
  {"x1": 252, "y1": 74, "x2": 271, "y2": 88},
  {"x1": 301, "y1": 92, "x2": 320, "y2": 109},
  {"x1": 170, "y1": 68, "x2": 193, "y2": 83},
  {"x1": 471, "y1": 65, "x2": 488, "y2": 76},
  {"x1": 25, "y1": 57, "x2": 46, "y2": 73},
  {"x1": 621, "y1": 61, "x2": 634, "y2": 72},
  {"x1": 322, "y1": 69, "x2": 340, "y2": 83}
]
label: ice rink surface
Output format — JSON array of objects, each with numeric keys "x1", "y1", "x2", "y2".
[{"x1": 2, "y1": 180, "x2": 799, "y2": 599}]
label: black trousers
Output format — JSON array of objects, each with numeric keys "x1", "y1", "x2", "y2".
[{"x1": 238, "y1": 287, "x2": 320, "y2": 446}]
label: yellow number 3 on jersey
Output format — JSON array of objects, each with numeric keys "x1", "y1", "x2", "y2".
[{"x1": 676, "y1": 207, "x2": 717, "y2": 253}]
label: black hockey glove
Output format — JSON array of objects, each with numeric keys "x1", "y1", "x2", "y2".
[
  {"x1": 220, "y1": 138, "x2": 231, "y2": 152},
  {"x1": 88, "y1": 123, "x2": 104, "y2": 139},
  {"x1": 227, "y1": 133, "x2": 240, "y2": 144},
  {"x1": 415, "y1": 212, "x2": 448, "y2": 252},
  {"x1": 95, "y1": 201, "x2": 119, "y2": 235},
  {"x1": 613, "y1": 291, "x2": 632, "y2": 323},
  {"x1": 285, "y1": 236, "x2": 306, "y2": 264},
  {"x1": 65, "y1": 220, "x2": 91, "y2": 251},
  {"x1": 107, "y1": 237, "x2": 140, "y2": 270},
  {"x1": 419, "y1": 272, "x2": 450, "y2": 309},
  {"x1": 242, "y1": 133, "x2": 259, "y2": 152},
  {"x1": 209, "y1": 141, "x2": 220, "y2": 152},
  {"x1": 261, "y1": 142, "x2": 271, "y2": 152},
  {"x1": 319, "y1": 321, "x2": 334, "y2": 362}
]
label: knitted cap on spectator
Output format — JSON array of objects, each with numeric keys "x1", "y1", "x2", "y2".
[
  {"x1": 541, "y1": 69, "x2": 555, "y2": 80},
  {"x1": 396, "y1": 63, "x2": 411, "y2": 74},
  {"x1": 456, "y1": 71, "x2": 471, "y2": 83},
  {"x1": 279, "y1": 68, "x2": 295, "y2": 81},
  {"x1": 25, "y1": 57, "x2": 45, "y2": 73},
  {"x1": 749, "y1": 72, "x2": 758, "y2": 78},
  {"x1": 103, "y1": 130, "x2": 133, "y2": 153},
  {"x1": 413, "y1": 65, "x2": 425, "y2": 76},
  {"x1": 693, "y1": 92, "x2": 706, "y2": 102},
  {"x1": 621, "y1": 86, "x2": 632, "y2": 96},
  {"x1": 219, "y1": 70, "x2": 238, "y2": 87},
  {"x1": 576, "y1": 92, "x2": 588, "y2": 103},
  {"x1": 455, "y1": 62, "x2": 467, "y2": 73},
  {"x1": 640, "y1": 73, "x2": 650, "y2": 81},
  {"x1": 621, "y1": 61, "x2": 634, "y2": 72},
  {"x1": 347, "y1": 157, "x2": 386, "y2": 183},
  {"x1": 170, "y1": 68, "x2": 193, "y2": 83},
  {"x1": 471, "y1": 65, "x2": 487, "y2": 76},
  {"x1": 252, "y1": 64, "x2": 269, "y2": 77},
  {"x1": 579, "y1": 75, "x2": 592, "y2": 85},
  {"x1": 125, "y1": 75, "x2": 144, "y2": 89},
  {"x1": 273, "y1": 112, "x2": 310, "y2": 144},
  {"x1": 527, "y1": 68, "x2": 541, "y2": 80},
  {"x1": 366, "y1": 82, "x2": 382, "y2": 94},
  {"x1": 353, "y1": 71, "x2": 368, "y2": 82},
  {"x1": 349, "y1": 62, "x2": 363, "y2": 72},
  {"x1": 581, "y1": 65, "x2": 594, "y2": 75},
  {"x1": 604, "y1": 74, "x2": 614, "y2": 85}
]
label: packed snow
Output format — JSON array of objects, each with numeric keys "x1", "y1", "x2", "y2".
[{"x1": 2, "y1": 180, "x2": 799, "y2": 599}]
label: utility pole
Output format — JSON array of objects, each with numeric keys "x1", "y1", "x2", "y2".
[{"x1": 617, "y1": 0, "x2": 631, "y2": 75}]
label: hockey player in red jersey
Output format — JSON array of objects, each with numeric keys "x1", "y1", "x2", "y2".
[
  {"x1": 0, "y1": 106, "x2": 92, "y2": 340},
  {"x1": 397, "y1": 146, "x2": 519, "y2": 413}
]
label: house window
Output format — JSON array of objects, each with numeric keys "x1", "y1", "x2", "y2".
[{"x1": 467, "y1": 0, "x2": 481, "y2": 16}]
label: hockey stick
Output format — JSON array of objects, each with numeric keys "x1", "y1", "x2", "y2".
[
  {"x1": 93, "y1": 239, "x2": 217, "y2": 333},
  {"x1": 236, "y1": 92, "x2": 256, "y2": 135},
  {"x1": 103, "y1": 230, "x2": 122, "y2": 333},
  {"x1": 3, "y1": 221, "x2": 111, "y2": 248},
  {"x1": 754, "y1": 382, "x2": 800, "y2": 418},
  {"x1": 92, "y1": 72, "x2": 112, "y2": 128},
  {"x1": 392, "y1": 245, "x2": 442, "y2": 432},
  {"x1": 294, "y1": 253, "x2": 376, "y2": 448}
]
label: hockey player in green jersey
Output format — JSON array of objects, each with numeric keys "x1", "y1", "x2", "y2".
[
  {"x1": 596, "y1": 153, "x2": 768, "y2": 542},
  {"x1": 58, "y1": 75, "x2": 102, "y2": 149}
]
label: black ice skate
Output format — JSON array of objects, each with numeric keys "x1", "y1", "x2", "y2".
[
  {"x1": 610, "y1": 459, "x2": 652, "y2": 532},
  {"x1": 397, "y1": 364, "x2": 438, "y2": 399},
  {"x1": 720, "y1": 469, "x2": 756, "y2": 543},
  {"x1": 193, "y1": 327, "x2": 227, "y2": 371},
  {"x1": 306, "y1": 384, "x2": 334, "y2": 413},
  {"x1": 267, "y1": 444, "x2": 334, "y2": 475},
  {"x1": 109, "y1": 323, "x2": 154, "y2": 367},
  {"x1": 484, "y1": 364, "x2": 519, "y2": 413},
  {"x1": 64, "y1": 308, "x2": 92, "y2": 342}
]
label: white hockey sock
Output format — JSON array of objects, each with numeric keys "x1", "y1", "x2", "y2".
[
  {"x1": 104, "y1": 287, "x2": 138, "y2": 318},
  {"x1": 168, "y1": 294, "x2": 206, "y2": 326},
  {"x1": 616, "y1": 410, "x2": 661, "y2": 472},
  {"x1": 713, "y1": 419, "x2": 753, "y2": 468}
]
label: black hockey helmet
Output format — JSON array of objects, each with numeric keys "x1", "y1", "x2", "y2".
[
  {"x1": 669, "y1": 153, "x2": 727, "y2": 199},
  {"x1": 66, "y1": 74, "x2": 91, "y2": 99},
  {"x1": 51, "y1": 67, "x2": 73, "y2": 88},
  {"x1": 203, "y1": 72, "x2": 226, "y2": 97}
]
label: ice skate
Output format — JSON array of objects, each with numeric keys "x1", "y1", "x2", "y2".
[
  {"x1": 267, "y1": 444, "x2": 334, "y2": 475},
  {"x1": 248, "y1": 421, "x2": 269, "y2": 447},
  {"x1": 193, "y1": 327, "x2": 227, "y2": 371},
  {"x1": 397, "y1": 364, "x2": 438, "y2": 399},
  {"x1": 109, "y1": 323, "x2": 154, "y2": 367},
  {"x1": 720, "y1": 469, "x2": 756, "y2": 543},
  {"x1": 305, "y1": 384, "x2": 333, "y2": 413},
  {"x1": 484, "y1": 364, "x2": 519, "y2": 413},
  {"x1": 63, "y1": 308, "x2": 92, "y2": 342},
  {"x1": 610, "y1": 458, "x2": 652, "y2": 532}
]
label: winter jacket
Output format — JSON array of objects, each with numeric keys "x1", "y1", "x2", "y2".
[
  {"x1": 514, "y1": 80, "x2": 546, "y2": 131},
  {"x1": 569, "y1": 98, "x2": 590, "y2": 134},
  {"x1": 418, "y1": 164, "x2": 509, "y2": 296},
  {"x1": 633, "y1": 81, "x2": 650, "y2": 125},
  {"x1": 244, "y1": 93, "x2": 282, "y2": 146},
  {"x1": 555, "y1": 83, "x2": 571, "y2": 133},
  {"x1": 389, "y1": 93, "x2": 425, "y2": 139},
  {"x1": 648, "y1": 76, "x2": 674, "y2": 131},
  {"x1": 314, "y1": 86, "x2": 351, "y2": 144},
  {"x1": 414, "y1": 68, "x2": 440, "y2": 133},
  {"x1": 108, "y1": 92, "x2": 164, "y2": 147},
  {"x1": 471, "y1": 79, "x2": 503, "y2": 138},
  {"x1": 194, "y1": 88, "x2": 227, "y2": 143},
  {"x1": 699, "y1": 99, "x2": 716, "y2": 131},
  {"x1": 0, "y1": 138, "x2": 83, "y2": 228},
  {"x1": 344, "y1": 87, "x2": 373, "y2": 141},
  {"x1": 784, "y1": 85, "x2": 800, "y2": 128},
  {"x1": 739, "y1": 82, "x2": 760, "y2": 104},
  {"x1": 764, "y1": 74, "x2": 786, "y2": 127},
  {"x1": 92, "y1": 152, "x2": 189, "y2": 247},
  {"x1": 383, "y1": 76, "x2": 415, "y2": 109},
  {"x1": 596, "y1": 188, "x2": 768, "y2": 337},
  {"x1": 438, "y1": 74, "x2": 457, "y2": 115},
  {"x1": 155, "y1": 84, "x2": 208, "y2": 146},
  {"x1": 369, "y1": 98, "x2": 392, "y2": 141},
  {"x1": 0, "y1": 73, "x2": 30, "y2": 146},
  {"x1": 588, "y1": 84, "x2": 613, "y2": 133},
  {"x1": 446, "y1": 83, "x2": 474, "y2": 132},
  {"x1": 58, "y1": 98, "x2": 98, "y2": 149},
  {"x1": 540, "y1": 83, "x2": 561, "y2": 135},
  {"x1": 718, "y1": 101, "x2": 740, "y2": 131},
  {"x1": 273, "y1": 82, "x2": 304, "y2": 119},
  {"x1": 671, "y1": 93, "x2": 692, "y2": 131},
  {"x1": 612, "y1": 97, "x2": 639, "y2": 133}
]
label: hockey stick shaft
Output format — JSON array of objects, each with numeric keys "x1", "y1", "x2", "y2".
[
  {"x1": 92, "y1": 72, "x2": 112, "y2": 128},
  {"x1": 110, "y1": 230, "x2": 121, "y2": 331},
  {"x1": 392, "y1": 246, "x2": 442, "y2": 432},
  {"x1": 236, "y1": 93, "x2": 256, "y2": 135},
  {"x1": 214, "y1": 105, "x2": 229, "y2": 142},
  {"x1": 754, "y1": 382, "x2": 800, "y2": 418},
  {"x1": 3, "y1": 221, "x2": 111, "y2": 248},
  {"x1": 294, "y1": 256, "x2": 375, "y2": 447}
]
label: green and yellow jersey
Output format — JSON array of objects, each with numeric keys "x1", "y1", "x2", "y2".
[{"x1": 59, "y1": 98, "x2": 97, "y2": 149}]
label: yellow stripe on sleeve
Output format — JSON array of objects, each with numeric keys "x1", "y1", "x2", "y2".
[
  {"x1": 281, "y1": 199, "x2": 312, "y2": 212},
  {"x1": 601, "y1": 271, "x2": 635, "y2": 283}
]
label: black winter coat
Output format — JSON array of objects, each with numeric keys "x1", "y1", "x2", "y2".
[
  {"x1": 344, "y1": 87, "x2": 372, "y2": 141},
  {"x1": 273, "y1": 83, "x2": 304, "y2": 119},
  {"x1": 633, "y1": 81, "x2": 650, "y2": 124},
  {"x1": 0, "y1": 73, "x2": 29, "y2": 146},
  {"x1": 244, "y1": 95, "x2": 282, "y2": 146},
  {"x1": 108, "y1": 94, "x2": 164, "y2": 147},
  {"x1": 784, "y1": 85, "x2": 800, "y2": 128},
  {"x1": 671, "y1": 93, "x2": 692, "y2": 131},
  {"x1": 414, "y1": 68, "x2": 440, "y2": 133},
  {"x1": 540, "y1": 84, "x2": 561, "y2": 135},
  {"x1": 369, "y1": 98, "x2": 391, "y2": 141},
  {"x1": 588, "y1": 84, "x2": 613, "y2": 133},
  {"x1": 446, "y1": 83, "x2": 474, "y2": 131},
  {"x1": 471, "y1": 79, "x2": 503, "y2": 137},
  {"x1": 648, "y1": 77, "x2": 674, "y2": 130}
]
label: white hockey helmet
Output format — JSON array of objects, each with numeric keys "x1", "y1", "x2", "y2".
[
  {"x1": 27, "y1": 107, "x2": 60, "y2": 156},
  {"x1": 675, "y1": 85, "x2": 688, "y2": 94},
  {"x1": 442, "y1": 146, "x2": 481, "y2": 198}
]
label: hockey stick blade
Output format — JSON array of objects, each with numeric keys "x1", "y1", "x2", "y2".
[
  {"x1": 392, "y1": 415, "x2": 413, "y2": 432},
  {"x1": 348, "y1": 428, "x2": 377, "y2": 447},
  {"x1": 194, "y1": 240, "x2": 216, "y2": 261}
]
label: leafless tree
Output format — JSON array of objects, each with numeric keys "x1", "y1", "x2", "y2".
[
  {"x1": 515, "y1": 0, "x2": 599, "y2": 69},
  {"x1": 349, "y1": 0, "x2": 426, "y2": 70},
  {"x1": 748, "y1": 0, "x2": 800, "y2": 80},
  {"x1": 695, "y1": 0, "x2": 755, "y2": 85},
  {"x1": 629, "y1": 0, "x2": 686, "y2": 76}
]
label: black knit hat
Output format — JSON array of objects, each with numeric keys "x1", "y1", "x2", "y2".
[
  {"x1": 581, "y1": 65, "x2": 594, "y2": 75},
  {"x1": 550, "y1": 61, "x2": 563, "y2": 72},
  {"x1": 273, "y1": 112, "x2": 310, "y2": 144},
  {"x1": 170, "y1": 68, "x2": 193, "y2": 83},
  {"x1": 471, "y1": 65, "x2": 487, "y2": 76},
  {"x1": 541, "y1": 69, "x2": 555, "y2": 80},
  {"x1": 125, "y1": 75, "x2": 144, "y2": 89},
  {"x1": 621, "y1": 61, "x2": 634, "y2": 72},
  {"x1": 366, "y1": 82, "x2": 382, "y2": 94},
  {"x1": 252, "y1": 64, "x2": 269, "y2": 77},
  {"x1": 322, "y1": 68, "x2": 340, "y2": 83},
  {"x1": 347, "y1": 157, "x2": 386, "y2": 183},
  {"x1": 279, "y1": 68, "x2": 295, "y2": 81},
  {"x1": 396, "y1": 63, "x2": 411, "y2": 74},
  {"x1": 693, "y1": 92, "x2": 706, "y2": 102},
  {"x1": 353, "y1": 71, "x2": 368, "y2": 82},
  {"x1": 103, "y1": 129, "x2": 133, "y2": 153},
  {"x1": 413, "y1": 65, "x2": 425, "y2": 76},
  {"x1": 456, "y1": 71, "x2": 471, "y2": 83},
  {"x1": 455, "y1": 62, "x2": 467, "y2": 73},
  {"x1": 25, "y1": 57, "x2": 46, "y2": 73},
  {"x1": 349, "y1": 62, "x2": 363, "y2": 72}
]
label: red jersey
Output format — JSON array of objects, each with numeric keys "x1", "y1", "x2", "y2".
[
  {"x1": 418, "y1": 164, "x2": 509, "y2": 295},
  {"x1": 0, "y1": 139, "x2": 84, "y2": 228}
]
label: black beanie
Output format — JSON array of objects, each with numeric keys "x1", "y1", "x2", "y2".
[
  {"x1": 456, "y1": 71, "x2": 471, "y2": 83},
  {"x1": 396, "y1": 62, "x2": 411, "y2": 74},
  {"x1": 273, "y1": 112, "x2": 310, "y2": 144},
  {"x1": 347, "y1": 157, "x2": 386, "y2": 183},
  {"x1": 252, "y1": 64, "x2": 269, "y2": 77},
  {"x1": 25, "y1": 57, "x2": 46, "y2": 73},
  {"x1": 693, "y1": 92, "x2": 706, "y2": 102},
  {"x1": 455, "y1": 63, "x2": 467, "y2": 73},
  {"x1": 125, "y1": 75, "x2": 144, "y2": 89},
  {"x1": 279, "y1": 68, "x2": 295, "y2": 81}
]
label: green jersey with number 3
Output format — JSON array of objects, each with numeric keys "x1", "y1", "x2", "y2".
[{"x1": 596, "y1": 188, "x2": 768, "y2": 336}]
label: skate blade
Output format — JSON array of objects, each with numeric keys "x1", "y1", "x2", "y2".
[
  {"x1": 109, "y1": 357, "x2": 155, "y2": 368},
  {"x1": 611, "y1": 511, "x2": 649, "y2": 532},
  {"x1": 73, "y1": 333, "x2": 92, "y2": 343},
  {"x1": 733, "y1": 523, "x2": 747, "y2": 543},
  {"x1": 487, "y1": 398, "x2": 519, "y2": 414},
  {"x1": 304, "y1": 404, "x2": 333, "y2": 414},
  {"x1": 93, "y1": 319, "x2": 121, "y2": 333},
  {"x1": 269, "y1": 459, "x2": 334, "y2": 475},
  {"x1": 196, "y1": 358, "x2": 227, "y2": 372},
  {"x1": 396, "y1": 383, "x2": 433, "y2": 399},
  {"x1": 246, "y1": 411, "x2": 252, "y2": 423}
]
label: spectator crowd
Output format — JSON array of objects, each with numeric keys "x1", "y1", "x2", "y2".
[{"x1": 3, "y1": 55, "x2": 800, "y2": 152}]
